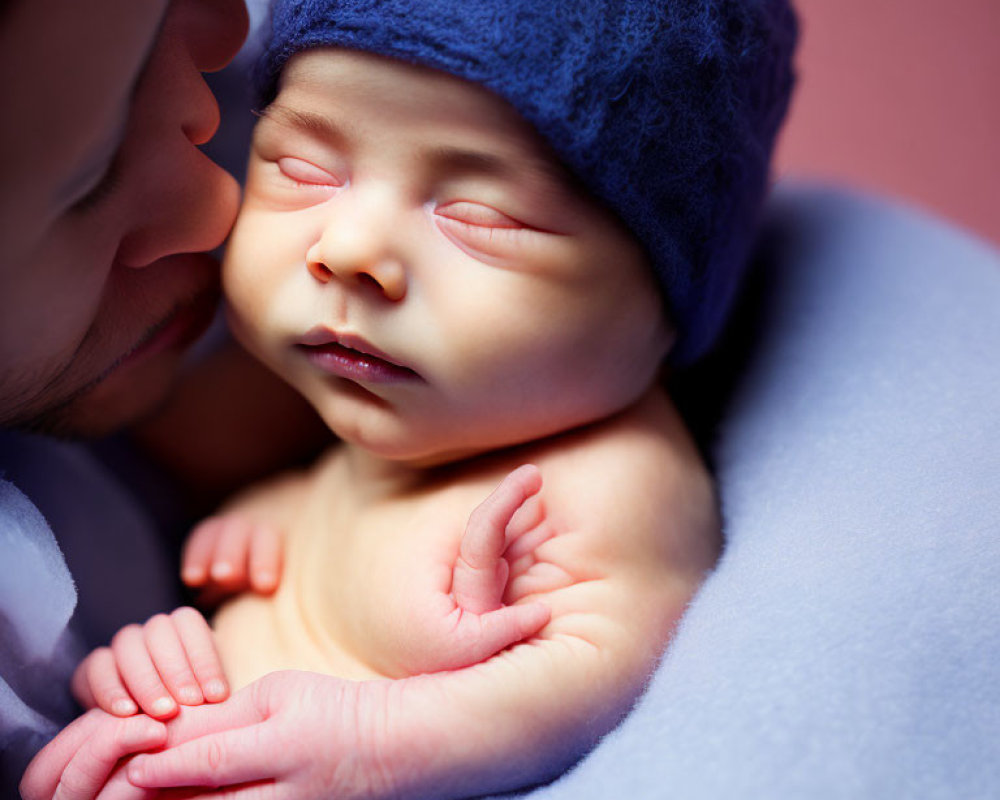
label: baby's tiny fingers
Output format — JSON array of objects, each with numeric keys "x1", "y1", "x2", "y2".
[
  {"x1": 248, "y1": 524, "x2": 282, "y2": 594},
  {"x1": 208, "y1": 517, "x2": 255, "y2": 588},
  {"x1": 111, "y1": 625, "x2": 177, "y2": 720},
  {"x1": 182, "y1": 518, "x2": 226, "y2": 587},
  {"x1": 75, "y1": 648, "x2": 138, "y2": 716},
  {"x1": 70, "y1": 651, "x2": 98, "y2": 711},
  {"x1": 144, "y1": 613, "x2": 204, "y2": 707},
  {"x1": 171, "y1": 606, "x2": 229, "y2": 703}
]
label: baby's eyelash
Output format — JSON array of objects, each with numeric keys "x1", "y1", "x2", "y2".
[
  {"x1": 435, "y1": 201, "x2": 525, "y2": 229},
  {"x1": 439, "y1": 216, "x2": 527, "y2": 241}
]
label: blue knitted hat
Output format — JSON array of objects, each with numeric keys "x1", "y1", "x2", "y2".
[{"x1": 256, "y1": 0, "x2": 797, "y2": 364}]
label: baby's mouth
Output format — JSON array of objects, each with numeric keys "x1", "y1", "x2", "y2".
[{"x1": 295, "y1": 328, "x2": 421, "y2": 384}]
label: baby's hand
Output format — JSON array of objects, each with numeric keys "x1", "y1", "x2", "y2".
[
  {"x1": 397, "y1": 464, "x2": 552, "y2": 674},
  {"x1": 181, "y1": 513, "x2": 283, "y2": 597},
  {"x1": 71, "y1": 607, "x2": 229, "y2": 720}
]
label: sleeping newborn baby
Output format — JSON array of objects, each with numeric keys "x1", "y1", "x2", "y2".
[{"x1": 31, "y1": 1, "x2": 796, "y2": 797}]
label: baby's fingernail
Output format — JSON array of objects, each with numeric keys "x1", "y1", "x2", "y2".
[
  {"x1": 178, "y1": 686, "x2": 202, "y2": 705},
  {"x1": 151, "y1": 696, "x2": 176, "y2": 716},
  {"x1": 211, "y1": 562, "x2": 233, "y2": 580},
  {"x1": 254, "y1": 570, "x2": 276, "y2": 589},
  {"x1": 205, "y1": 679, "x2": 228, "y2": 701},
  {"x1": 182, "y1": 567, "x2": 205, "y2": 585},
  {"x1": 111, "y1": 697, "x2": 138, "y2": 716}
]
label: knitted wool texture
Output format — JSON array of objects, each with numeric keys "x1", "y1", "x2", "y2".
[{"x1": 257, "y1": 0, "x2": 798, "y2": 364}]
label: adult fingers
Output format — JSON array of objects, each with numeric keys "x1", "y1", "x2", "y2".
[
  {"x1": 53, "y1": 718, "x2": 165, "y2": 800},
  {"x1": 162, "y1": 687, "x2": 267, "y2": 749},
  {"x1": 21, "y1": 712, "x2": 165, "y2": 800},
  {"x1": 127, "y1": 724, "x2": 276, "y2": 789},
  {"x1": 21, "y1": 711, "x2": 103, "y2": 800}
]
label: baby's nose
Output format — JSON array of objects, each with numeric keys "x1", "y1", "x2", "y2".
[
  {"x1": 305, "y1": 199, "x2": 408, "y2": 301},
  {"x1": 306, "y1": 253, "x2": 406, "y2": 301}
]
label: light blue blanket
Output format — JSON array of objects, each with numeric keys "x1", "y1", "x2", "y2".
[
  {"x1": 509, "y1": 183, "x2": 1000, "y2": 799},
  {"x1": 3, "y1": 184, "x2": 997, "y2": 799}
]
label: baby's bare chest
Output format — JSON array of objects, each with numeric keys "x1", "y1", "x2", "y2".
[{"x1": 213, "y1": 473, "x2": 501, "y2": 684}]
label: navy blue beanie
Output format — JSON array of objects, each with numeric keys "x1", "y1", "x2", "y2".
[{"x1": 256, "y1": 0, "x2": 797, "y2": 364}]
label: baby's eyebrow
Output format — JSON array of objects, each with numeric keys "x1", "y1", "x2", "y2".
[
  {"x1": 422, "y1": 145, "x2": 572, "y2": 195},
  {"x1": 421, "y1": 146, "x2": 511, "y2": 179},
  {"x1": 258, "y1": 104, "x2": 352, "y2": 147}
]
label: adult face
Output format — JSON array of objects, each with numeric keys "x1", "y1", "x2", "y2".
[{"x1": 0, "y1": 0, "x2": 248, "y2": 436}]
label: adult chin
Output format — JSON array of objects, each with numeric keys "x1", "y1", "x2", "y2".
[
  {"x1": 40, "y1": 349, "x2": 187, "y2": 438},
  {"x1": 18, "y1": 289, "x2": 219, "y2": 439}
]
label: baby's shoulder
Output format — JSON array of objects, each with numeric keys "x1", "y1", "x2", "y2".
[
  {"x1": 216, "y1": 462, "x2": 317, "y2": 527},
  {"x1": 533, "y1": 387, "x2": 710, "y2": 509},
  {"x1": 469, "y1": 388, "x2": 717, "y2": 569}
]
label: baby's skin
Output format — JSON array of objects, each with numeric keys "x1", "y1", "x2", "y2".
[
  {"x1": 22, "y1": 49, "x2": 721, "y2": 800},
  {"x1": 208, "y1": 391, "x2": 717, "y2": 693},
  {"x1": 42, "y1": 388, "x2": 717, "y2": 800}
]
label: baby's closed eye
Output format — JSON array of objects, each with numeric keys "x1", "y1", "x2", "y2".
[
  {"x1": 436, "y1": 201, "x2": 524, "y2": 229},
  {"x1": 433, "y1": 200, "x2": 542, "y2": 257},
  {"x1": 277, "y1": 156, "x2": 344, "y2": 188}
]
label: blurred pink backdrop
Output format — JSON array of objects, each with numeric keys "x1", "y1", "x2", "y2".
[{"x1": 774, "y1": 0, "x2": 1000, "y2": 246}]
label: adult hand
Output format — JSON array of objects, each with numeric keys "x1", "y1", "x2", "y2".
[
  {"x1": 20, "y1": 710, "x2": 165, "y2": 800},
  {"x1": 125, "y1": 670, "x2": 421, "y2": 800}
]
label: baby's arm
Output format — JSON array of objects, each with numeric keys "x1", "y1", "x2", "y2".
[
  {"x1": 125, "y1": 417, "x2": 720, "y2": 798},
  {"x1": 124, "y1": 563, "x2": 705, "y2": 799},
  {"x1": 385, "y1": 464, "x2": 552, "y2": 675}
]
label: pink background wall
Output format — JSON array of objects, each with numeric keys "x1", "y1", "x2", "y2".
[{"x1": 773, "y1": 0, "x2": 1000, "y2": 246}]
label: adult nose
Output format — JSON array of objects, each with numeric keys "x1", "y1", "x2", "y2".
[
  {"x1": 115, "y1": 0, "x2": 246, "y2": 267},
  {"x1": 304, "y1": 192, "x2": 408, "y2": 302},
  {"x1": 176, "y1": 0, "x2": 249, "y2": 74}
]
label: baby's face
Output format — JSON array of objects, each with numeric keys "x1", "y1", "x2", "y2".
[{"x1": 224, "y1": 49, "x2": 671, "y2": 463}]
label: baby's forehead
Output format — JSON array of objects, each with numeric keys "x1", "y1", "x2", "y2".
[{"x1": 275, "y1": 49, "x2": 576, "y2": 189}]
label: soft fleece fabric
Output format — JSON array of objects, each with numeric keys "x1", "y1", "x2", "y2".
[
  {"x1": 0, "y1": 434, "x2": 180, "y2": 795},
  {"x1": 499, "y1": 182, "x2": 1000, "y2": 799},
  {"x1": 2, "y1": 184, "x2": 997, "y2": 798}
]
